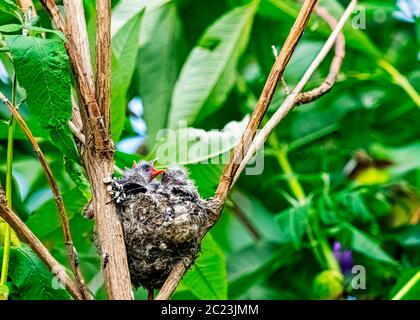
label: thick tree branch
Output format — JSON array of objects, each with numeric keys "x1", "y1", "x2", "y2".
[
  {"x1": 0, "y1": 184, "x2": 82, "y2": 300},
  {"x1": 95, "y1": 0, "x2": 112, "y2": 130},
  {"x1": 0, "y1": 91, "x2": 91, "y2": 300},
  {"x1": 58, "y1": 0, "x2": 133, "y2": 299}
]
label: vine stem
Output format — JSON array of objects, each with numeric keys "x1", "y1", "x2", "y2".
[
  {"x1": 392, "y1": 270, "x2": 420, "y2": 300},
  {"x1": 0, "y1": 75, "x2": 17, "y2": 291}
]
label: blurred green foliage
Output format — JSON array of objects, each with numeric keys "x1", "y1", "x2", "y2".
[{"x1": 0, "y1": 0, "x2": 419, "y2": 300}]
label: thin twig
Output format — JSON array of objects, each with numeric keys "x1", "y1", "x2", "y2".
[
  {"x1": 229, "y1": 201, "x2": 261, "y2": 240},
  {"x1": 233, "y1": 0, "x2": 356, "y2": 184},
  {"x1": 0, "y1": 91, "x2": 92, "y2": 300},
  {"x1": 295, "y1": 5, "x2": 345, "y2": 105},
  {"x1": 156, "y1": 0, "x2": 319, "y2": 300},
  {"x1": 0, "y1": 184, "x2": 82, "y2": 300},
  {"x1": 215, "y1": 0, "x2": 318, "y2": 207},
  {"x1": 155, "y1": 263, "x2": 188, "y2": 300}
]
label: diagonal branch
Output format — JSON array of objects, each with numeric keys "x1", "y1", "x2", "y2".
[
  {"x1": 214, "y1": 0, "x2": 318, "y2": 206},
  {"x1": 0, "y1": 91, "x2": 91, "y2": 300},
  {"x1": 233, "y1": 0, "x2": 356, "y2": 184},
  {"x1": 0, "y1": 184, "x2": 82, "y2": 300},
  {"x1": 294, "y1": 5, "x2": 345, "y2": 105},
  {"x1": 156, "y1": 0, "x2": 319, "y2": 300}
]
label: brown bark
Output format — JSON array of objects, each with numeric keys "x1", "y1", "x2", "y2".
[
  {"x1": 95, "y1": 0, "x2": 112, "y2": 130},
  {"x1": 215, "y1": 0, "x2": 319, "y2": 206},
  {"x1": 41, "y1": 0, "x2": 133, "y2": 299}
]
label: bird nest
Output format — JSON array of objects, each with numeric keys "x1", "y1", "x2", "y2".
[{"x1": 105, "y1": 161, "x2": 215, "y2": 289}]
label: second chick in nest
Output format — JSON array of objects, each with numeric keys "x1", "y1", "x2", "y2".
[{"x1": 105, "y1": 161, "x2": 211, "y2": 290}]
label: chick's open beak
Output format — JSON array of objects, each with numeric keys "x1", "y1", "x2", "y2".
[{"x1": 150, "y1": 167, "x2": 165, "y2": 179}]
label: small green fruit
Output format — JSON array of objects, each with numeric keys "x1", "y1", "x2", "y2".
[{"x1": 313, "y1": 270, "x2": 344, "y2": 300}]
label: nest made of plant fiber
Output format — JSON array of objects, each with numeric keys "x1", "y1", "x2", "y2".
[{"x1": 116, "y1": 184, "x2": 210, "y2": 289}]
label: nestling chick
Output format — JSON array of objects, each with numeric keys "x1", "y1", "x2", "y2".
[
  {"x1": 105, "y1": 161, "x2": 211, "y2": 290},
  {"x1": 104, "y1": 159, "x2": 164, "y2": 204}
]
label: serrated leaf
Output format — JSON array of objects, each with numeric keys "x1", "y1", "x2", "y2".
[
  {"x1": 111, "y1": 10, "x2": 144, "y2": 141},
  {"x1": 139, "y1": 2, "x2": 183, "y2": 148},
  {"x1": 0, "y1": 245, "x2": 70, "y2": 300},
  {"x1": 4, "y1": 35, "x2": 72, "y2": 129},
  {"x1": 179, "y1": 234, "x2": 227, "y2": 300},
  {"x1": 168, "y1": 3, "x2": 257, "y2": 128}
]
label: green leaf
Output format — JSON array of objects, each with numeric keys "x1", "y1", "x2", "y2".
[
  {"x1": 227, "y1": 243, "x2": 295, "y2": 298},
  {"x1": 4, "y1": 35, "x2": 79, "y2": 164},
  {"x1": 138, "y1": 1, "x2": 183, "y2": 148},
  {"x1": 24, "y1": 25, "x2": 67, "y2": 42},
  {"x1": 263, "y1": 0, "x2": 382, "y2": 58},
  {"x1": 340, "y1": 225, "x2": 398, "y2": 266},
  {"x1": 275, "y1": 203, "x2": 309, "y2": 247},
  {"x1": 49, "y1": 126, "x2": 79, "y2": 162},
  {"x1": 168, "y1": 2, "x2": 257, "y2": 128},
  {"x1": 0, "y1": 245, "x2": 70, "y2": 300},
  {"x1": 26, "y1": 188, "x2": 88, "y2": 239},
  {"x1": 180, "y1": 233, "x2": 227, "y2": 300},
  {"x1": 0, "y1": 23, "x2": 22, "y2": 33},
  {"x1": 111, "y1": 0, "x2": 163, "y2": 36},
  {"x1": 388, "y1": 226, "x2": 420, "y2": 248},
  {"x1": 155, "y1": 116, "x2": 249, "y2": 165},
  {"x1": 0, "y1": 0, "x2": 22, "y2": 22},
  {"x1": 231, "y1": 191, "x2": 284, "y2": 243},
  {"x1": 111, "y1": 10, "x2": 144, "y2": 141},
  {"x1": 64, "y1": 159, "x2": 91, "y2": 200},
  {"x1": 4, "y1": 35, "x2": 72, "y2": 129}
]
